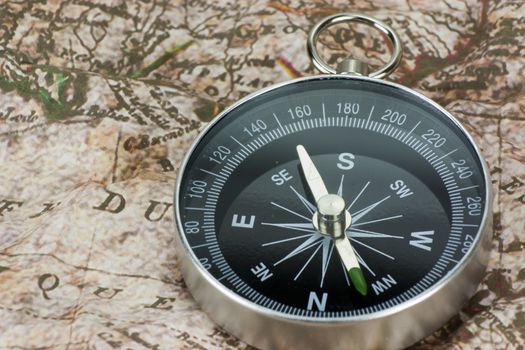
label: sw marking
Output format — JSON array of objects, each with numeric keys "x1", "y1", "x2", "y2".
[{"x1": 390, "y1": 180, "x2": 413, "y2": 198}]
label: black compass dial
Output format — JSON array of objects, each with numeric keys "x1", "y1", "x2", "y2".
[{"x1": 177, "y1": 77, "x2": 487, "y2": 318}]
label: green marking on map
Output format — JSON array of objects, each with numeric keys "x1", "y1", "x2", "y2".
[{"x1": 129, "y1": 40, "x2": 195, "y2": 79}]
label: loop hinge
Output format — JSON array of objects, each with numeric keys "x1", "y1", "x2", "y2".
[{"x1": 336, "y1": 59, "x2": 370, "y2": 76}]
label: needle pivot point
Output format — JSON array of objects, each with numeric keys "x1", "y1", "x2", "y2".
[
  {"x1": 313, "y1": 194, "x2": 352, "y2": 238},
  {"x1": 317, "y1": 194, "x2": 345, "y2": 218},
  {"x1": 316, "y1": 194, "x2": 348, "y2": 238}
]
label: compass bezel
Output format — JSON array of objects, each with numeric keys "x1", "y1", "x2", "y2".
[{"x1": 173, "y1": 74, "x2": 492, "y2": 349}]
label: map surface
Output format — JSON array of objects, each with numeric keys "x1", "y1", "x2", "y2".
[{"x1": 0, "y1": 0, "x2": 524, "y2": 349}]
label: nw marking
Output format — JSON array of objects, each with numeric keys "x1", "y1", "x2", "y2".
[{"x1": 371, "y1": 274, "x2": 397, "y2": 295}]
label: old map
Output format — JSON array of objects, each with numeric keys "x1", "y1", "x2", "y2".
[{"x1": 0, "y1": 0, "x2": 524, "y2": 349}]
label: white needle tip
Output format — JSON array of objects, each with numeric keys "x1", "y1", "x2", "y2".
[{"x1": 296, "y1": 144, "x2": 328, "y2": 202}]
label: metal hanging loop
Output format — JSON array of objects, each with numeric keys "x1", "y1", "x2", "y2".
[{"x1": 307, "y1": 13, "x2": 403, "y2": 79}]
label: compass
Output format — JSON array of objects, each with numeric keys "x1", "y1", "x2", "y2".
[{"x1": 174, "y1": 13, "x2": 492, "y2": 350}]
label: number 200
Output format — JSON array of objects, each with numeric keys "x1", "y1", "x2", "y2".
[{"x1": 381, "y1": 109, "x2": 406, "y2": 125}]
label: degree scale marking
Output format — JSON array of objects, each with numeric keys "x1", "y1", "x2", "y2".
[{"x1": 183, "y1": 102, "x2": 482, "y2": 318}]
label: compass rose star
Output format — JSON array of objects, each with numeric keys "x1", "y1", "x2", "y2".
[{"x1": 263, "y1": 179, "x2": 404, "y2": 286}]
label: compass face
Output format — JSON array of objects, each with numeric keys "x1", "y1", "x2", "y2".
[{"x1": 176, "y1": 76, "x2": 488, "y2": 318}]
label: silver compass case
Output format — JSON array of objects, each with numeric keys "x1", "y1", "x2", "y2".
[{"x1": 173, "y1": 13, "x2": 493, "y2": 350}]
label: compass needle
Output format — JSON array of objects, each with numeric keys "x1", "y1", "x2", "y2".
[
  {"x1": 296, "y1": 145, "x2": 329, "y2": 202},
  {"x1": 334, "y1": 236, "x2": 368, "y2": 295},
  {"x1": 297, "y1": 145, "x2": 368, "y2": 295},
  {"x1": 349, "y1": 267, "x2": 368, "y2": 296}
]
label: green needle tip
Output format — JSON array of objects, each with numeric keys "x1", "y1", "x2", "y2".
[{"x1": 349, "y1": 267, "x2": 368, "y2": 296}]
